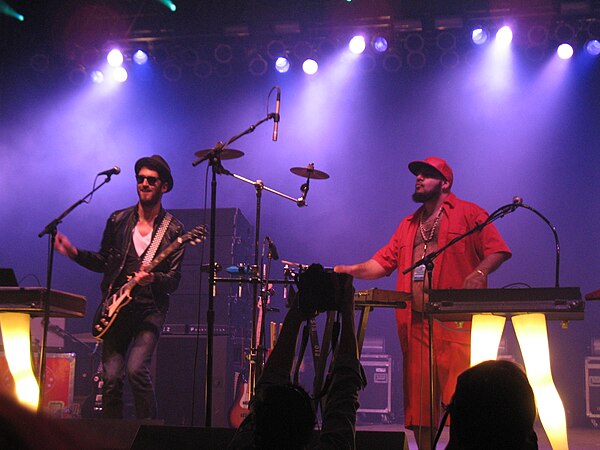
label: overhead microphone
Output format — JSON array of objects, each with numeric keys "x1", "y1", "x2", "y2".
[
  {"x1": 272, "y1": 86, "x2": 281, "y2": 141},
  {"x1": 97, "y1": 166, "x2": 121, "y2": 177}
]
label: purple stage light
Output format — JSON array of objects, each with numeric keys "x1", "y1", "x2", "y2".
[
  {"x1": 557, "y1": 43, "x2": 574, "y2": 60},
  {"x1": 348, "y1": 35, "x2": 366, "y2": 55},
  {"x1": 302, "y1": 58, "x2": 318, "y2": 75}
]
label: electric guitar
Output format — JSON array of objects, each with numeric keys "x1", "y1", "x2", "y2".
[{"x1": 92, "y1": 225, "x2": 206, "y2": 340}]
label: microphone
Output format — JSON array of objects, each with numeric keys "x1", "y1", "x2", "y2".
[
  {"x1": 97, "y1": 166, "x2": 121, "y2": 177},
  {"x1": 272, "y1": 87, "x2": 281, "y2": 141},
  {"x1": 265, "y1": 236, "x2": 280, "y2": 260},
  {"x1": 511, "y1": 196, "x2": 523, "y2": 212}
]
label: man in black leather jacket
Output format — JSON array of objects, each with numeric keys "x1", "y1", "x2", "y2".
[{"x1": 55, "y1": 155, "x2": 185, "y2": 419}]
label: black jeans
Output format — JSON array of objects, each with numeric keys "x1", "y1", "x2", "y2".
[{"x1": 101, "y1": 303, "x2": 165, "y2": 419}]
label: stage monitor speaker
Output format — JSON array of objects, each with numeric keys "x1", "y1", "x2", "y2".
[{"x1": 155, "y1": 334, "x2": 233, "y2": 427}]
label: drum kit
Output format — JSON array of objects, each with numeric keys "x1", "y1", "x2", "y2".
[{"x1": 192, "y1": 115, "x2": 330, "y2": 425}]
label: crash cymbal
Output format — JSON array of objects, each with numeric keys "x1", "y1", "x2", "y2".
[
  {"x1": 194, "y1": 148, "x2": 245, "y2": 160},
  {"x1": 290, "y1": 163, "x2": 330, "y2": 180}
]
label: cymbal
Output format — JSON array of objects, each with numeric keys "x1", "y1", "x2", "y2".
[
  {"x1": 290, "y1": 164, "x2": 330, "y2": 180},
  {"x1": 194, "y1": 148, "x2": 244, "y2": 160}
]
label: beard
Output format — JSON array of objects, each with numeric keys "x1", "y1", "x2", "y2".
[{"x1": 412, "y1": 181, "x2": 442, "y2": 203}]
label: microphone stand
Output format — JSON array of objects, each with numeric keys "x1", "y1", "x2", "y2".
[
  {"x1": 37, "y1": 174, "x2": 115, "y2": 410},
  {"x1": 401, "y1": 200, "x2": 521, "y2": 450},
  {"x1": 192, "y1": 112, "x2": 280, "y2": 427}
]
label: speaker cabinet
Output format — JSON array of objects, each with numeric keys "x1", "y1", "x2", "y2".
[
  {"x1": 586, "y1": 356, "x2": 600, "y2": 422},
  {"x1": 358, "y1": 354, "x2": 393, "y2": 414},
  {"x1": 155, "y1": 334, "x2": 235, "y2": 427}
]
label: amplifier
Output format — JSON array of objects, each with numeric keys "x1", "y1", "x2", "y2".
[
  {"x1": 358, "y1": 354, "x2": 392, "y2": 414},
  {"x1": 585, "y1": 357, "x2": 600, "y2": 423}
]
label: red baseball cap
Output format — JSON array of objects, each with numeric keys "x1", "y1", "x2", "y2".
[{"x1": 408, "y1": 156, "x2": 453, "y2": 187}]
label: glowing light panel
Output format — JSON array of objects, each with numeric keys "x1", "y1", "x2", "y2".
[
  {"x1": 496, "y1": 26, "x2": 513, "y2": 47},
  {"x1": 0, "y1": 313, "x2": 40, "y2": 411},
  {"x1": 471, "y1": 28, "x2": 488, "y2": 45},
  {"x1": 556, "y1": 43, "x2": 574, "y2": 60},
  {"x1": 91, "y1": 70, "x2": 104, "y2": 84},
  {"x1": 585, "y1": 39, "x2": 600, "y2": 56},
  {"x1": 302, "y1": 59, "x2": 318, "y2": 75},
  {"x1": 348, "y1": 36, "x2": 366, "y2": 55},
  {"x1": 107, "y1": 49, "x2": 124, "y2": 67},
  {"x1": 133, "y1": 50, "x2": 149, "y2": 65},
  {"x1": 112, "y1": 66, "x2": 128, "y2": 83},
  {"x1": 373, "y1": 36, "x2": 388, "y2": 53},
  {"x1": 275, "y1": 57, "x2": 290, "y2": 73}
]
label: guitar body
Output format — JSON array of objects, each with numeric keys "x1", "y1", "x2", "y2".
[
  {"x1": 91, "y1": 225, "x2": 206, "y2": 340},
  {"x1": 91, "y1": 286, "x2": 134, "y2": 339},
  {"x1": 228, "y1": 372, "x2": 250, "y2": 428}
]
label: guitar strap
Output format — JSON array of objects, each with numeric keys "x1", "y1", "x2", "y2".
[{"x1": 141, "y1": 212, "x2": 173, "y2": 267}]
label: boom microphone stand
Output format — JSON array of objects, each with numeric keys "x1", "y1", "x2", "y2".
[
  {"x1": 401, "y1": 196, "x2": 532, "y2": 449},
  {"x1": 38, "y1": 172, "x2": 117, "y2": 409}
]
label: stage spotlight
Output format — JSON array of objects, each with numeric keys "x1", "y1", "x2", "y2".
[
  {"x1": 348, "y1": 35, "x2": 366, "y2": 55},
  {"x1": 471, "y1": 27, "x2": 488, "y2": 45},
  {"x1": 162, "y1": 63, "x2": 181, "y2": 82},
  {"x1": 193, "y1": 60, "x2": 212, "y2": 79},
  {"x1": 496, "y1": 25, "x2": 513, "y2": 46},
  {"x1": 404, "y1": 33, "x2": 424, "y2": 52},
  {"x1": 179, "y1": 48, "x2": 199, "y2": 66},
  {"x1": 407, "y1": 52, "x2": 426, "y2": 70},
  {"x1": 382, "y1": 51, "x2": 402, "y2": 72},
  {"x1": 107, "y1": 49, "x2": 124, "y2": 67},
  {"x1": 372, "y1": 36, "x2": 388, "y2": 53},
  {"x1": 91, "y1": 70, "x2": 104, "y2": 84},
  {"x1": 275, "y1": 56, "x2": 291, "y2": 73},
  {"x1": 214, "y1": 44, "x2": 233, "y2": 64},
  {"x1": 157, "y1": 0, "x2": 176, "y2": 11},
  {"x1": 0, "y1": 1, "x2": 24, "y2": 21},
  {"x1": 557, "y1": 43, "x2": 574, "y2": 59},
  {"x1": 294, "y1": 41, "x2": 313, "y2": 61},
  {"x1": 317, "y1": 38, "x2": 337, "y2": 57},
  {"x1": 585, "y1": 39, "x2": 600, "y2": 56},
  {"x1": 248, "y1": 54, "x2": 268, "y2": 76},
  {"x1": 29, "y1": 53, "x2": 50, "y2": 73},
  {"x1": 133, "y1": 50, "x2": 149, "y2": 65},
  {"x1": 302, "y1": 58, "x2": 318, "y2": 75},
  {"x1": 440, "y1": 51, "x2": 459, "y2": 68},
  {"x1": 68, "y1": 66, "x2": 87, "y2": 85},
  {"x1": 554, "y1": 22, "x2": 575, "y2": 42},
  {"x1": 267, "y1": 40, "x2": 286, "y2": 59},
  {"x1": 358, "y1": 54, "x2": 376, "y2": 72},
  {"x1": 527, "y1": 25, "x2": 548, "y2": 46},
  {"x1": 112, "y1": 66, "x2": 128, "y2": 83},
  {"x1": 437, "y1": 32, "x2": 456, "y2": 51}
]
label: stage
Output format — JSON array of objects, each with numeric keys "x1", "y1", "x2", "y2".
[{"x1": 54, "y1": 418, "x2": 600, "y2": 449}]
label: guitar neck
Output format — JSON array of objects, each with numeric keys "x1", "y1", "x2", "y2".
[{"x1": 145, "y1": 235, "x2": 184, "y2": 272}]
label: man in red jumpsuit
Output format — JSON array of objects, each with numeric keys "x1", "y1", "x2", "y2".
[{"x1": 335, "y1": 156, "x2": 511, "y2": 449}]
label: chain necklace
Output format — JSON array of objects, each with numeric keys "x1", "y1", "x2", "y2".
[{"x1": 419, "y1": 206, "x2": 443, "y2": 257}]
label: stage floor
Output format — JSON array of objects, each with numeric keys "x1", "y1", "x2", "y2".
[{"x1": 357, "y1": 422, "x2": 600, "y2": 449}]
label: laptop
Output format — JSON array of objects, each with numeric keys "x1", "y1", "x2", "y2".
[{"x1": 0, "y1": 268, "x2": 19, "y2": 287}]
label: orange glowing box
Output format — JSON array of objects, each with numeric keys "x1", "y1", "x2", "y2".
[{"x1": 0, "y1": 352, "x2": 75, "y2": 417}]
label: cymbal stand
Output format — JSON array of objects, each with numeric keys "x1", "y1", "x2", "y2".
[
  {"x1": 221, "y1": 173, "x2": 310, "y2": 399},
  {"x1": 191, "y1": 112, "x2": 281, "y2": 427}
]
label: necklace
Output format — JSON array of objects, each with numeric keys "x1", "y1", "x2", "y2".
[{"x1": 419, "y1": 207, "x2": 443, "y2": 256}]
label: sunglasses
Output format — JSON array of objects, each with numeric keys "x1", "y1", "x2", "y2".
[{"x1": 136, "y1": 175, "x2": 161, "y2": 185}]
